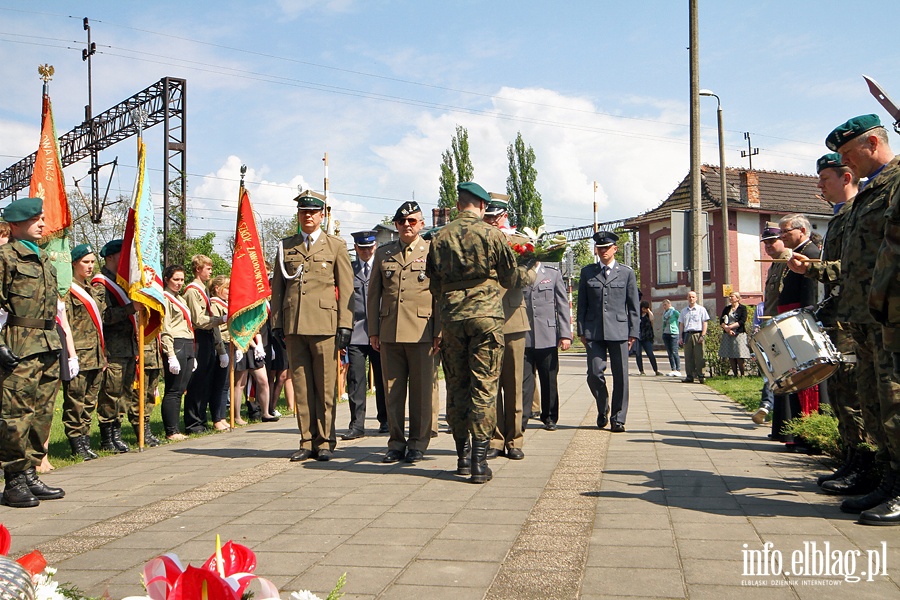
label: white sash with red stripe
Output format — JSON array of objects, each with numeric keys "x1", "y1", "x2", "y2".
[
  {"x1": 70, "y1": 282, "x2": 105, "y2": 349},
  {"x1": 92, "y1": 273, "x2": 137, "y2": 331},
  {"x1": 165, "y1": 290, "x2": 194, "y2": 334},
  {"x1": 186, "y1": 280, "x2": 211, "y2": 313}
]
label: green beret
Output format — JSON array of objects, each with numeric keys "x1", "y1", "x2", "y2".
[
  {"x1": 100, "y1": 239, "x2": 124, "y2": 258},
  {"x1": 71, "y1": 243, "x2": 95, "y2": 262},
  {"x1": 294, "y1": 189, "x2": 326, "y2": 210},
  {"x1": 457, "y1": 181, "x2": 490, "y2": 203},
  {"x1": 816, "y1": 153, "x2": 843, "y2": 174},
  {"x1": 825, "y1": 114, "x2": 882, "y2": 151},
  {"x1": 393, "y1": 201, "x2": 422, "y2": 222},
  {"x1": 1, "y1": 197, "x2": 43, "y2": 223}
]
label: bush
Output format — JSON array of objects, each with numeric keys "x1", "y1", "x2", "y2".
[
  {"x1": 783, "y1": 405, "x2": 841, "y2": 457},
  {"x1": 703, "y1": 310, "x2": 761, "y2": 377}
]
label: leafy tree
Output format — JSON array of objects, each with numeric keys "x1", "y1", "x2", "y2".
[
  {"x1": 506, "y1": 132, "x2": 543, "y2": 229},
  {"x1": 260, "y1": 215, "x2": 298, "y2": 265},
  {"x1": 438, "y1": 150, "x2": 457, "y2": 209},
  {"x1": 572, "y1": 239, "x2": 593, "y2": 269},
  {"x1": 438, "y1": 125, "x2": 474, "y2": 209},
  {"x1": 183, "y1": 231, "x2": 230, "y2": 277}
]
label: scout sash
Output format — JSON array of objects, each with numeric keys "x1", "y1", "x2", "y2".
[
  {"x1": 70, "y1": 282, "x2": 105, "y2": 349},
  {"x1": 164, "y1": 290, "x2": 194, "y2": 334},
  {"x1": 92, "y1": 272, "x2": 138, "y2": 331},
  {"x1": 185, "y1": 280, "x2": 212, "y2": 313}
]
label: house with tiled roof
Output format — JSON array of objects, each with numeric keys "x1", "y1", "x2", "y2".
[{"x1": 623, "y1": 165, "x2": 832, "y2": 321}]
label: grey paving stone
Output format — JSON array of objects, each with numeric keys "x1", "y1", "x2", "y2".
[{"x1": 396, "y1": 559, "x2": 499, "y2": 587}]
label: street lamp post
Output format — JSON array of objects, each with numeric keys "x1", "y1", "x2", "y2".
[{"x1": 699, "y1": 89, "x2": 731, "y2": 288}]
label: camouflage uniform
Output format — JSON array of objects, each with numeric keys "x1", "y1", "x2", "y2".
[
  {"x1": 129, "y1": 337, "x2": 161, "y2": 444},
  {"x1": 804, "y1": 200, "x2": 866, "y2": 450},
  {"x1": 823, "y1": 159, "x2": 899, "y2": 469},
  {"x1": 425, "y1": 212, "x2": 535, "y2": 442},
  {"x1": 0, "y1": 240, "x2": 61, "y2": 473},
  {"x1": 62, "y1": 280, "x2": 106, "y2": 439},
  {"x1": 864, "y1": 155, "x2": 900, "y2": 468}
]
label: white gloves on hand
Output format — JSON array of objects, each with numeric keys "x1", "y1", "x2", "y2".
[
  {"x1": 218, "y1": 354, "x2": 229, "y2": 368},
  {"x1": 191, "y1": 358, "x2": 198, "y2": 372},
  {"x1": 168, "y1": 356, "x2": 181, "y2": 375},
  {"x1": 234, "y1": 349, "x2": 244, "y2": 363},
  {"x1": 253, "y1": 345, "x2": 266, "y2": 361},
  {"x1": 67, "y1": 357, "x2": 79, "y2": 379}
]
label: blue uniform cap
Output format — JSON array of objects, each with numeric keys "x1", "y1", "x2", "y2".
[
  {"x1": 593, "y1": 231, "x2": 619, "y2": 247},
  {"x1": 351, "y1": 230, "x2": 377, "y2": 247}
]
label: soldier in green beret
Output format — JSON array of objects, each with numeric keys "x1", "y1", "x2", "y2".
[
  {"x1": 426, "y1": 182, "x2": 536, "y2": 483},
  {"x1": 0, "y1": 197, "x2": 66, "y2": 507},
  {"x1": 824, "y1": 114, "x2": 900, "y2": 525},
  {"x1": 61, "y1": 244, "x2": 106, "y2": 460}
]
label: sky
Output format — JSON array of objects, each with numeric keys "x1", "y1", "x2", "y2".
[{"x1": 1, "y1": 0, "x2": 899, "y2": 253}]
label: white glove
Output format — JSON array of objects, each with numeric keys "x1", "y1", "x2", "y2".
[
  {"x1": 191, "y1": 358, "x2": 198, "y2": 372},
  {"x1": 253, "y1": 345, "x2": 266, "y2": 361},
  {"x1": 67, "y1": 357, "x2": 79, "y2": 379},
  {"x1": 168, "y1": 356, "x2": 181, "y2": 375},
  {"x1": 218, "y1": 354, "x2": 229, "y2": 368},
  {"x1": 234, "y1": 349, "x2": 244, "y2": 363}
]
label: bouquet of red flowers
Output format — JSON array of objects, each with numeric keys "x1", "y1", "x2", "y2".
[{"x1": 509, "y1": 226, "x2": 568, "y2": 265}]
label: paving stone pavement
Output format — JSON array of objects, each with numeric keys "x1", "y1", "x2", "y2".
[{"x1": 3, "y1": 353, "x2": 900, "y2": 598}]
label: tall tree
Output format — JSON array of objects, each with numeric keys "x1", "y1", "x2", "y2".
[
  {"x1": 438, "y1": 125, "x2": 474, "y2": 208},
  {"x1": 506, "y1": 131, "x2": 543, "y2": 229},
  {"x1": 438, "y1": 149, "x2": 457, "y2": 208}
]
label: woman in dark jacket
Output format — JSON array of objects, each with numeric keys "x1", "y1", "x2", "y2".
[{"x1": 718, "y1": 292, "x2": 751, "y2": 376}]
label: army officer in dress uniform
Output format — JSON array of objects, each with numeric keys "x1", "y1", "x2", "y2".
[
  {"x1": 577, "y1": 231, "x2": 639, "y2": 433},
  {"x1": 368, "y1": 201, "x2": 440, "y2": 464},
  {"x1": 0, "y1": 197, "x2": 66, "y2": 508},
  {"x1": 271, "y1": 189, "x2": 353, "y2": 462}
]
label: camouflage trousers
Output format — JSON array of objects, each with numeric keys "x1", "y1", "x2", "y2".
[
  {"x1": 97, "y1": 357, "x2": 136, "y2": 425},
  {"x1": 62, "y1": 367, "x2": 103, "y2": 439},
  {"x1": 128, "y1": 368, "x2": 160, "y2": 428},
  {"x1": 848, "y1": 323, "x2": 900, "y2": 468},
  {"x1": 441, "y1": 316, "x2": 505, "y2": 442},
  {"x1": 0, "y1": 351, "x2": 60, "y2": 472},
  {"x1": 825, "y1": 328, "x2": 868, "y2": 449}
]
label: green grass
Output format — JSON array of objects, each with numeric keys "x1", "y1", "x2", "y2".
[{"x1": 703, "y1": 375, "x2": 765, "y2": 411}]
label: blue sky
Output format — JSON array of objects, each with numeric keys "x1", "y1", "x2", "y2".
[{"x1": 1, "y1": 0, "x2": 898, "y2": 249}]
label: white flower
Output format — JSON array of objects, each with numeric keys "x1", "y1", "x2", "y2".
[{"x1": 290, "y1": 591, "x2": 323, "y2": 600}]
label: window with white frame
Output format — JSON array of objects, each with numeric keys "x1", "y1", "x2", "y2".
[{"x1": 656, "y1": 235, "x2": 676, "y2": 284}]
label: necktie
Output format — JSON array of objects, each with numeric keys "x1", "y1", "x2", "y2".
[
  {"x1": 306, "y1": 235, "x2": 311, "y2": 251},
  {"x1": 363, "y1": 262, "x2": 369, "y2": 277},
  {"x1": 602, "y1": 266, "x2": 609, "y2": 279}
]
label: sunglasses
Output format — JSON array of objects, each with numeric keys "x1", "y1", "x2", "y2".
[{"x1": 397, "y1": 218, "x2": 419, "y2": 226}]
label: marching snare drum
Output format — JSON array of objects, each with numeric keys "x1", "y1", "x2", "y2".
[{"x1": 750, "y1": 308, "x2": 841, "y2": 394}]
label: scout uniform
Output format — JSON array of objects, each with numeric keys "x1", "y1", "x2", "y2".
[
  {"x1": 161, "y1": 284, "x2": 196, "y2": 437},
  {"x1": 183, "y1": 270, "x2": 226, "y2": 434},
  {"x1": 0, "y1": 197, "x2": 65, "y2": 507},
  {"x1": 367, "y1": 203, "x2": 439, "y2": 463},
  {"x1": 62, "y1": 243, "x2": 106, "y2": 460},
  {"x1": 92, "y1": 239, "x2": 137, "y2": 453},
  {"x1": 426, "y1": 182, "x2": 535, "y2": 483},
  {"x1": 270, "y1": 190, "x2": 353, "y2": 461}
]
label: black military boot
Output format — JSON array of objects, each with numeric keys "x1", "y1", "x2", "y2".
[
  {"x1": 24, "y1": 467, "x2": 65, "y2": 500},
  {"x1": 81, "y1": 434, "x2": 99, "y2": 459},
  {"x1": 134, "y1": 416, "x2": 161, "y2": 448},
  {"x1": 1, "y1": 471, "x2": 39, "y2": 508},
  {"x1": 455, "y1": 436, "x2": 471, "y2": 476},
  {"x1": 858, "y1": 471, "x2": 900, "y2": 526},
  {"x1": 99, "y1": 422, "x2": 117, "y2": 452},
  {"x1": 818, "y1": 447, "x2": 856, "y2": 486},
  {"x1": 821, "y1": 450, "x2": 879, "y2": 495},
  {"x1": 469, "y1": 439, "x2": 493, "y2": 484},
  {"x1": 111, "y1": 422, "x2": 130, "y2": 453},
  {"x1": 841, "y1": 467, "x2": 896, "y2": 514},
  {"x1": 69, "y1": 436, "x2": 93, "y2": 460}
]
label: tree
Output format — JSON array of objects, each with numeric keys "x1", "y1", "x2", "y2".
[
  {"x1": 184, "y1": 231, "x2": 230, "y2": 277},
  {"x1": 68, "y1": 188, "x2": 128, "y2": 254},
  {"x1": 438, "y1": 124, "x2": 474, "y2": 209},
  {"x1": 260, "y1": 215, "x2": 298, "y2": 266},
  {"x1": 506, "y1": 131, "x2": 543, "y2": 230},
  {"x1": 572, "y1": 239, "x2": 593, "y2": 270}
]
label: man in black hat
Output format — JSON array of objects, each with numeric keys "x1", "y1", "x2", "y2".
[
  {"x1": 271, "y1": 190, "x2": 353, "y2": 462},
  {"x1": 368, "y1": 202, "x2": 439, "y2": 463},
  {"x1": 0, "y1": 197, "x2": 66, "y2": 507},
  {"x1": 576, "y1": 231, "x2": 639, "y2": 433},
  {"x1": 342, "y1": 230, "x2": 386, "y2": 439}
]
